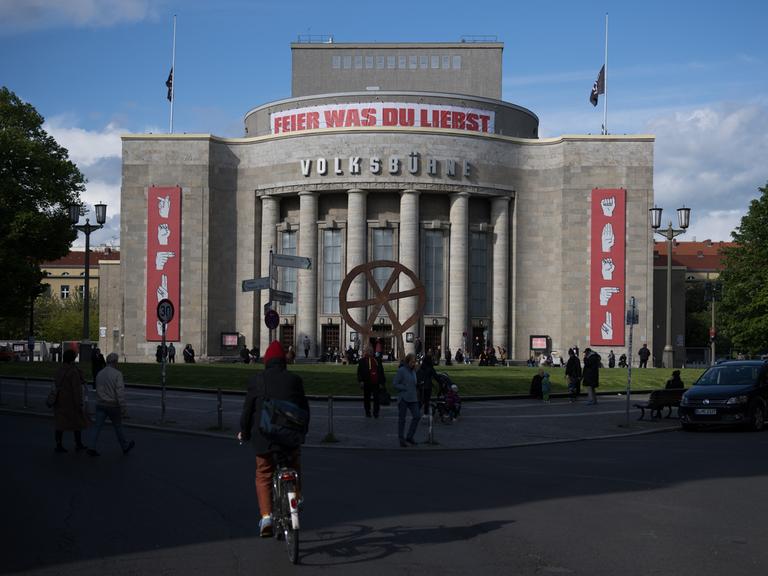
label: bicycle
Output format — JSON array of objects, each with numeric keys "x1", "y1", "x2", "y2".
[{"x1": 271, "y1": 450, "x2": 301, "y2": 564}]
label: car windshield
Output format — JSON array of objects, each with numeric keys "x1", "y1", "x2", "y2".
[{"x1": 696, "y1": 365, "x2": 762, "y2": 387}]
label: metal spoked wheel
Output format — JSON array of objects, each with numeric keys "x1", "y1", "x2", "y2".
[{"x1": 283, "y1": 481, "x2": 300, "y2": 564}]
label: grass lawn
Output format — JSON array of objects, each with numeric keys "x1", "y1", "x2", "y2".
[{"x1": 0, "y1": 360, "x2": 706, "y2": 397}]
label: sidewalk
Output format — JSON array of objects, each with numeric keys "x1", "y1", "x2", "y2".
[{"x1": 0, "y1": 377, "x2": 680, "y2": 450}]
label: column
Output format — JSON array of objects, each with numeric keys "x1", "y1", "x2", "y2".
[
  {"x1": 491, "y1": 195, "x2": 510, "y2": 353},
  {"x1": 399, "y1": 189, "x2": 420, "y2": 355},
  {"x1": 297, "y1": 191, "x2": 318, "y2": 357},
  {"x1": 259, "y1": 195, "x2": 279, "y2": 353},
  {"x1": 236, "y1": 189, "x2": 259, "y2": 352},
  {"x1": 448, "y1": 192, "x2": 469, "y2": 356},
  {"x1": 346, "y1": 189, "x2": 367, "y2": 346}
]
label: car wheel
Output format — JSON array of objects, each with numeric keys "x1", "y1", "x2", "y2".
[{"x1": 748, "y1": 404, "x2": 765, "y2": 432}]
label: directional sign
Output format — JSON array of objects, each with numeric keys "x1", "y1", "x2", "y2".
[
  {"x1": 273, "y1": 254, "x2": 312, "y2": 270},
  {"x1": 241, "y1": 277, "x2": 271, "y2": 292},
  {"x1": 157, "y1": 299, "x2": 175, "y2": 324},
  {"x1": 270, "y1": 289, "x2": 294, "y2": 304},
  {"x1": 264, "y1": 308, "x2": 280, "y2": 330}
]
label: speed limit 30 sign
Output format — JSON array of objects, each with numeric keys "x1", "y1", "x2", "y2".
[{"x1": 157, "y1": 299, "x2": 175, "y2": 324}]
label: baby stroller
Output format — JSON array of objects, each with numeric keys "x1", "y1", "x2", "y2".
[{"x1": 430, "y1": 373, "x2": 459, "y2": 424}]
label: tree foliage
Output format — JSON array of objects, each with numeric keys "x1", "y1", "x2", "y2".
[
  {"x1": 719, "y1": 181, "x2": 768, "y2": 355},
  {"x1": 0, "y1": 87, "x2": 84, "y2": 325},
  {"x1": 34, "y1": 293, "x2": 99, "y2": 343}
]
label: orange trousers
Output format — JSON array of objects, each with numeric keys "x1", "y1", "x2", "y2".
[{"x1": 255, "y1": 449, "x2": 301, "y2": 516}]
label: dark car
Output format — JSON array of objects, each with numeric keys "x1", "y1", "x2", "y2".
[{"x1": 679, "y1": 360, "x2": 768, "y2": 431}]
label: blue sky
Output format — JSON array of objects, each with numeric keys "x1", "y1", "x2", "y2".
[{"x1": 1, "y1": 0, "x2": 767, "y2": 246}]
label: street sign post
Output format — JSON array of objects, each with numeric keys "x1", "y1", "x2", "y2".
[
  {"x1": 241, "y1": 277, "x2": 271, "y2": 292},
  {"x1": 156, "y1": 299, "x2": 174, "y2": 424},
  {"x1": 272, "y1": 254, "x2": 312, "y2": 270},
  {"x1": 270, "y1": 288, "x2": 294, "y2": 304},
  {"x1": 265, "y1": 309, "x2": 280, "y2": 330}
]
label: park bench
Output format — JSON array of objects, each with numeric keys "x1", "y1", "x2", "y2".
[{"x1": 633, "y1": 388, "x2": 685, "y2": 420}]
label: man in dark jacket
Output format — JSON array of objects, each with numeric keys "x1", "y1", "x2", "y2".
[
  {"x1": 582, "y1": 348, "x2": 601, "y2": 405},
  {"x1": 238, "y1": 340, "x2": 310, "y2": 538},
  {"x1": 638, "y1": 344, "x2": 651, "y2": 368},
  {"x1": 357, "y1": 346, "x2": 386, "y2": 418},
  {"x1": 417, "y1": 354, "x2": 439, "y2": 416},
  {"x1": 564, "y1": 348, "x2": 582, "y2": 402}
]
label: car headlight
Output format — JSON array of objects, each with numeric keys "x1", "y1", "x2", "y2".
[
  {"x1": 726, "y1": 395, "x2": 749, "y2": 405},
  {"x1": 680, "y1": 395, "x2": 691, "y2": 406}
]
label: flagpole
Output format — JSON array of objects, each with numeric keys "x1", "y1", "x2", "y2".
[
  {"x1": 603, "y1": 12, "x2": 608, "y2": 135},
  {"x1": 169, "y1": 14, "x2": 176, "y2": 134}
]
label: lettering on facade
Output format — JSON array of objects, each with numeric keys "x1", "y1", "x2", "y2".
[{"x1": 300, "y1": 153, "x2": 471, "y2": 179}]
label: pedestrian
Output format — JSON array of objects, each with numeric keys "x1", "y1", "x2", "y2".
[
  {"x1": 357, "y1": 346, "x2": 385, "y2": 418},
  {"x1": 393, "y1": 353, "x2": 420, "y2": 447},
  {"x1": 155, "y1": 344, "x2": 163, "y2": 363},
  {"x1": 444, "y1": 347, "x2": 452, "y2": 366},
  {"x1": 608, "y1": 350, "x2": 616, "y2": 368},
  {"x1": 565, "y1": 348, "x2": 582, "y2": 402},
  {"x1": 168, "y1": 342, "x2": 176, "y2": 363},
  {"x1": 529, "y1": 369, "x2": 543, "y2": 399},
  {"x1": 87, "y1": 353, "x2": 135, "y2": 456},
  {"x1": 238, "y1": 340, "x2": 310, "y2": 538},
  {"x1": 414, "y1": 336, "x2": 423, "y2": 359},
  {"x1": 665, "y1": 369, "x2": 684, "y2": 389},
  {"x1": 303, "y1": 335, "x2": 311, "y2": 359},
  {"x1": 91, "y1": 347, "x2": 106, "y2": 386},
  {"x1": 240, "y1": 344, "x2": 251, "y2": 364},
  {"x1": 183, "y1": 343, "x2": 195, "y2": 363},
  {"x1": 52, "y1": 349, "x2": 89, "y2": 453},
  {"x1": 638, "y1": 344, "x2": 651, "y2": 368},
  {"x1": 582, "y1": 348, "x2": 601, "y2": 405},
  {"x1": 417, "y1": 353, "x2": 439, "y2": 418},
  {"x1": 541, "y1": 370, "x2": 552, "y2": 403}
]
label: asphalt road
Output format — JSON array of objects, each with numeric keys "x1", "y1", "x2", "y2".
[{"x1": 3, "y1": 412, "x2": 768, "y2": 575}]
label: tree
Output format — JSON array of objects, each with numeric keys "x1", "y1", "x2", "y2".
[
  {"x1": 0, "y1": 87, "x2": 84, "y2": 332},
  {"x1": 35, "y1": 293, "x2": 98, "y2": 343},
  {"x1": 719, "y1": 181, "x2": 768, "y2": 355}
]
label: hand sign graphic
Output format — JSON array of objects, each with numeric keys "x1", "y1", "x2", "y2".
[
  {"x1": 599, "y1": 286, "x2": 620, "y2": 306},
  {"x1": 601, "y1": 311, "x2": 613, "y2": 340},
  {"x1": 601, "y1": 258, "x2": 615, "y2": 280},
  {"x1": 158, "y1": 195, "x2": 171, "y2": 218},
  {"x1": 601, "y1": 196, "x2": 616, "y2": 217},
  {"x1": 155, "y1": 251, "x2": 176, "y2": 271},
  {"x1": 156, "y1": 274, "x2": 168, "y2": 302},
  {"x1": 601, "y1": 223, "x2": 615, "y2": 253},
  {"x1": 158, "y1": 223, "x2": 170, "y2": 246}
]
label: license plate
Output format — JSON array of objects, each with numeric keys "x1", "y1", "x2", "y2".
[{"x1": 695, "y1": 408, "x2": 717, "y2": 415}]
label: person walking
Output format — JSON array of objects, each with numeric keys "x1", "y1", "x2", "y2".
[
  {"x1": 582, "y1": 348, "x2": 601, "y2": 405},
  {"x1": 52, "y1": 349, "x2": 89, "y2": 453},
  {"x1": 417, "y1": 353, "x2": 439, "y2": 418},
  {"x1": 183, "y1": 343, "x2": 195, "y2": 363},
  {"x1": 303, "y1": 335, "x2": 311, "y2": 359},
  {"x1": 357, "y1": 346, "x2": 385, "y2": 418},
  {"x1": 565, "y1": 348, "x2": 582, "y2": 402},
  {"x1": 393, "y1": 353, "x2": 420, "y2": 447},
  {"x1": 638, "y1": 344, "x2": 651, "y2": 368},
  {"x1": 168, "y1": 343, "x2": 176, "y2": 363},
  {"x1": 608, "y1": 350, "x2": 616, "y2": 368},
  {"x1": 91, "y1": 347, "x2": 106, "y2": 386},
  {"x1": 87, "y1": 353, "x2": 134, "y2": 456},
  {"x1": 238, "y1": 340, "x2": 310, "y2": 538}
]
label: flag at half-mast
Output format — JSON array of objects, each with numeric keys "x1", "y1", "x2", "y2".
[
  {"x1": 590, "y1": 65, "x2": 605, "y2": 106},
  {"x1": 166, "y1": 68, "x2": 173, "y2": 102}
]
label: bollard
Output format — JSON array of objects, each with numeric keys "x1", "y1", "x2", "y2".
[
  {"x1": 217, "y1": 388, "x2": 223, "y2": 430},
  {"x1": 322, "y1": 395, "x2": 339, "y2": 443},
  {"x1": 426, "y1": 413, "x2": 438, "y2": 445},
  {"x1": 23, "y1": 378, "x2": 29, "y2": 409}
]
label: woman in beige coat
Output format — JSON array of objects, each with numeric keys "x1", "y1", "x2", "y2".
[{"x1": 52, "y1": 349, "x2": 89, "y2": 452}]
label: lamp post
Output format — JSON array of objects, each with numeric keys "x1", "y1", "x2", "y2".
[
  {"x1": 649, "y1": 205, "x2": 691, "y2": 369},
  {"x1": 69, "y1": 203, "x2": 107, "y2": 355}
]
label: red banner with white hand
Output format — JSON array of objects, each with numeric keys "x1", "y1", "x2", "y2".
[
  {"x1": 146, "y1": 186, "x2": 181, "y2": 341},
  {"x1": 590, "y1": 188, "x2": 626, "y2": 346}
]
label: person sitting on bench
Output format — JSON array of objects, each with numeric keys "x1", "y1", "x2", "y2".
[{"x1": 665, "y1": 370, "x2": 684, "y2": 389}]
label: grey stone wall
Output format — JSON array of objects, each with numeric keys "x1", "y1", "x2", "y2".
[{"x1": 97, "y1": 260, "x2": 122, "y2": 357}]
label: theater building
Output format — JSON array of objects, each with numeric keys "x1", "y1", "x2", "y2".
[{"x1": 106, "y1": 39, "x2": 655, "y2": 362}]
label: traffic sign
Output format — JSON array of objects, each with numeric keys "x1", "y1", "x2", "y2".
[
  {"x1": 270, "y1": 288, "x2": 294, "y2": 304},
  {"x1": 273, "y1": 254, "x2": 312, "y2": 270},
  {"x1": 157, "y1": 299, "x2": 175, "y2": 324},
  {"x1": 241, "y1": 277, "x2": 271, "y2": 292},
  {"x1": 264, "y1": 308, "x2": 280, "y2": 330}
]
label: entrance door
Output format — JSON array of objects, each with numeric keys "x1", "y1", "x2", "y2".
[
  {"x1": 370, "y1": 324, "x2": 393, "y2": 357},
  {"x1": 471, "y1": 326, "x2": 485, "y2": 358},
  {"x1": 321, "y1": 324, "x2": 340, "y2": 356},
  {"x1": 279, "y1": 324, "x2": 295, "y2": 352},
  {"x1": 424, "y1": 326, "x2": 443, "y2": 358}
]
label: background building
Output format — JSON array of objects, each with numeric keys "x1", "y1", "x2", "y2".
[
  {"x1": 105, "y1": 39, "x2": 655, "y2": 362},
  {"x1": 42, "y1": 248, "x2": 120, "y2": 300}
]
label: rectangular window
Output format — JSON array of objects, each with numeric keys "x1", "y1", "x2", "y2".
[
  {"x1": 323, "y1": 229, "x2": 342, "y2": 314},
  {"x1": 343, "y1": 55, "x2": 352, "y2": 69},
  {"x1": 332, "y1": 55, "x2": 341, "y2": 69},
  {"x1": 424, "y1": 230, "x2": 444, "y2": 315},
  {"x1": 365, "y1": 55, "x2": 374, "y2": 69},
  {"x1": 442, "y1": 55, "x2": 450, "y2": 69},
  {"x1": 371, "y1": 228, "x2": 395, "y2": 292},
  {"x1": 469, "y1": 232, "x2": 488, "y2": 317},
  {"x1": 375, "y1": 55, "x2": 385, "y2": 69},
  {"x1": 354, "y1": 55, "x2": 363, "y2": 69},
  {"x1": 409, "y1": 55, "x2": 417, "y2": 69},
  {"x1": 398, "y1": 55, "x2": 407, "y2": 69},
  {"x1": 60, "y1": 285, "x2": 70, "y2": 299},
  {"x1": 419, "y1": 55, "x2": 428, "y2": 69},
  {"x1": 280, "y1": 231, "x2": 297, "y2": 315},
  {"x1": 452, "y1": 55, "x2": 462, "y2": 70},
  {"x1": 431, "y1": 55, "x2": 440, "y2": 69},
  {"x1": 387, "y1": 55, "x2": 396, "y2": 69}
]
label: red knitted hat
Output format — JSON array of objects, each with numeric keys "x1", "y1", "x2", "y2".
[{"x1": 263, "y1": 340, "x2": 286, "y2": 364}]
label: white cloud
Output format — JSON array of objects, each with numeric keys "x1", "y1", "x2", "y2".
[
  {"x1": 683, "y1": 209, "x2": 743, "y2": 243},
  {"x1": 0, "y1": 0, "x2": 158, "y2": 31},
  {"x1": 44, "y1": 117, "x2": 123, "y2": 167}
]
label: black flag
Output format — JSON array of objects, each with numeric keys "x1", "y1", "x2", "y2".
[
  {"x1": 166, "y1": 68, "x2": 173, "y2": 102},
  {"x1": 590, "y1": 65, "x2": 604, "y2": 106}
]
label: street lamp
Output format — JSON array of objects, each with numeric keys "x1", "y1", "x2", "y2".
[
  {"x1": 69, "y1": 203, "x2": 107, "y2": 356},
  {"x1": 650, "y1": 205, "x2": 691, "y2": 368}
]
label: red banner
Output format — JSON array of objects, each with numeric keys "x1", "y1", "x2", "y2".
[
  {"x1": 146, "y1": 186, "x2": 181, "y2": 341},
  {"x1": 590, "y1": 188, "x2": 626, "y2": 346}
]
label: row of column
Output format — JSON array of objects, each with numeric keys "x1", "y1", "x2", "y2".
[{"x1": 258, "y1": 189, "x2": 510, "y2": 357}]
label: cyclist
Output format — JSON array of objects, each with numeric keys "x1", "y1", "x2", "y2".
[{"x1": 239, "y1": 340, "x2": 310, "y2": 538}]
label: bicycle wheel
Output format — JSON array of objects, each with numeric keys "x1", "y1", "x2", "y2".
[{"x1": 283, "y1": 481, "x2": 300, "y2": 564}]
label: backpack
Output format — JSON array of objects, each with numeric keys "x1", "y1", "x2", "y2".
[{"x1": 258, "y1": 380, "x2": 309, "y2": 448}]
